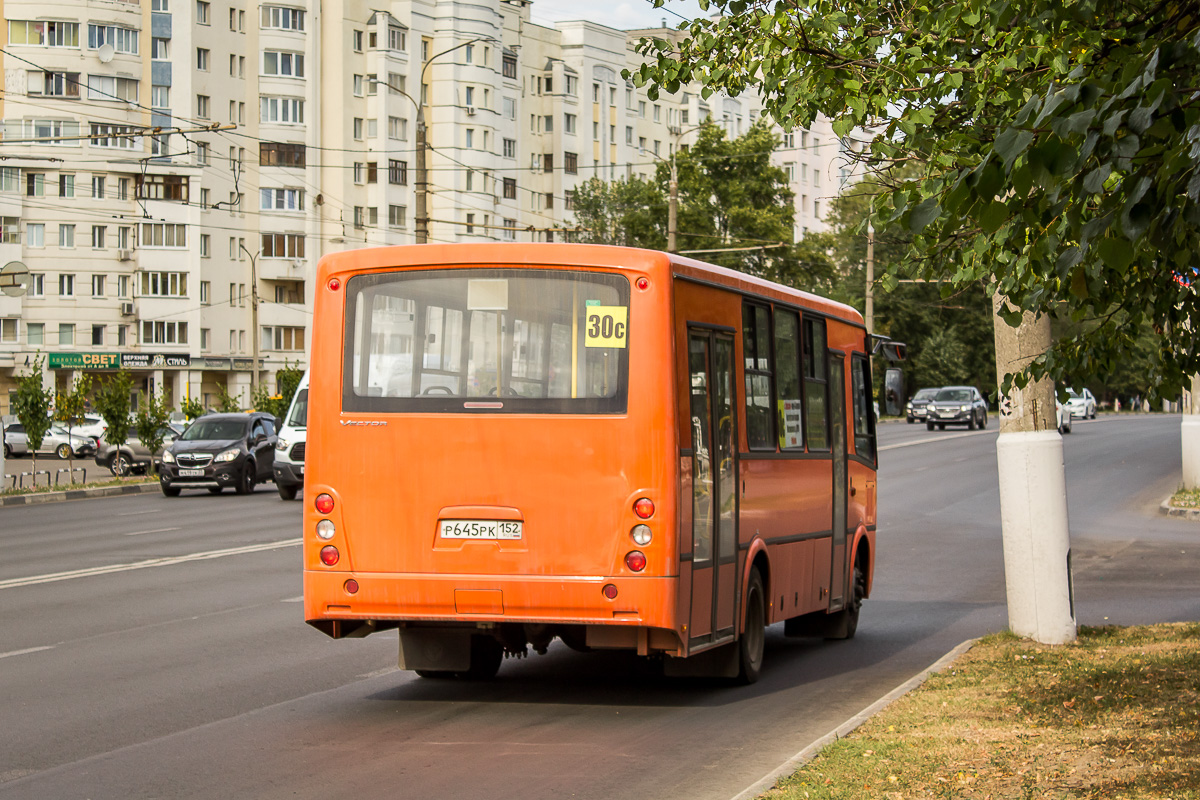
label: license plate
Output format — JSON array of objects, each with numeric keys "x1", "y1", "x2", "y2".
[
  {"x1": 439, "y1": 520, "x2": 523, "y2": 540},
  {"x1": 179, "y1": 469, "x2": 205, "y2": 477}
]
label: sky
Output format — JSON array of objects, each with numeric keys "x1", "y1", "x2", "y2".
[{"x1": 527, "y1": 0, "x2": 709, "y2": 31}]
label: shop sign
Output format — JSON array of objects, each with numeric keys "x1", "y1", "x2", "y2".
[
  {"x1": 48, "y1": 352, "x2": 120, "y2": 369},
  {"x1": 122, "y1": 353, "x2": 192, "y2": 369},
  {"x1": 203, "y1": 357, "x2": 231, "y2": 369}
]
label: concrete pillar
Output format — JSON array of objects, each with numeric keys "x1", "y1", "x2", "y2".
[
  {"x1": 993, "y1": 295, "x2": 1076, "y2": 644},
  {"x1": 229, "y1": 371, "x2": 252, "y2": 409},
  {"x1": 1183, "y1": 376, "x2": 1200, "y2": 490}
]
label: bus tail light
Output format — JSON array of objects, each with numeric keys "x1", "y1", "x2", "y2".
[
  {"x1": 320, "y1": 546, "x2": 340, "y2": 566},
  {"x1": 344, "y1": 579, "x2": 359, "y2": 594},
  {"x1": 625, "y1": 550, "x2": 647, "y2": 572},
  {"x1": 316, "y1": 520, "x2": 335, "y2": 540},
  {"x1": 633, "y1": 498, "x2": 654, "y2": 519},
  {"x1": 328, "y1": 277, "x2": 342, "y2": 292},
  {"x1": 631, "y1": 524, "x2": 652, "y2": 546},
  {"x1": 602, "y1": 584, "x2": 618, "y2": 599},
  {"x1": 316, "y1": 493, "x2": 335, "y2": 514}
]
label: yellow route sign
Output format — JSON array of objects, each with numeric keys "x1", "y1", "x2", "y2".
[{"x1": 584, "y1": 305, "x2": 628, "y2": 348}]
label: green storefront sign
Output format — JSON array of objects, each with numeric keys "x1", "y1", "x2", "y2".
[{"x1": 48, "y1": 352, "x2": 121, "y2": 369}]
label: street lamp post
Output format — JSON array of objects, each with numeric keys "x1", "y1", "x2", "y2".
[
  {"x1": 239, "y1": 243, "x2": 261, "y2": 399},
  {"x1": 415, "y1": 36, "x2": 497, "y2": 244},
  {"x1": 647, "y1": 124, "x2": 706, "y2": 253}
]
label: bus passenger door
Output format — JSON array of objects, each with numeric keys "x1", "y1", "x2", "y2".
[
  {"x1": 687, "y1": 329, "x2": 738, "y2": 645},
  {"x1": 828, "y1": 355, "x2": 848, "y2": 610}
]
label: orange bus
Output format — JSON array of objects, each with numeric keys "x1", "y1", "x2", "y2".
[{"x1": 304, "y1": 243, "x2": 891, "y2": 683}]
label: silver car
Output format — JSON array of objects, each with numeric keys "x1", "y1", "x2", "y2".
[
  {"x1": 3, "y1": 422, "x2": 97, "y2": 459},
  {"x1": 94, "y1": 423, "x2": 186, "y2": 476}
]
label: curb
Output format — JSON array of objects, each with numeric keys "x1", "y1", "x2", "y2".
[
  {"x1": 1, "y1": 481, "x2": 159, "y2": 506},
  {"x1": 729, "y1": 638, "x2": 979, "y2": 800},
  {"x1": 1160, "y1": 498, "x2": 1200, "y2": 520}
]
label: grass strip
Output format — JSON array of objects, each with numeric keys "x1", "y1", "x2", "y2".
[{"x1": 763, "y1": 623, "x2": 1200, "y2": 799}]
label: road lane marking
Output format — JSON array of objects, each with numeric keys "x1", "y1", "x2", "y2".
[
  {"x1": 880, "y1": 429, "x2": 995, "y2": 451},
  {"x1": 0, "y1": 645, "x2": 55, "y2": 660},
  {"x1": 0, "y1": 539, "x2": 302, "y2": 590},
  {"x1": 123, "y1": 527, "x2": 182, "y2": 537},
  {"x1": 118, "y1": 510, "x2": 159, "y2": 517},
  {"x1": 280, "y1": 596, "x2": 304, "y2": 603}
]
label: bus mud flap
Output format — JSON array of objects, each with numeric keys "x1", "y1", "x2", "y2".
[
  {"x1": 398, "y1": 629, "x2": 471, "y2": 671},
  {"x1": 663, "y1": 641, "x2": 739, "y2": 679}
]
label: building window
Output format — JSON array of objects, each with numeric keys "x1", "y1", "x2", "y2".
[
  {"x1": 261, "y1": 232, "x2": 305, "y2": 258},
  {"x1": 29, "y1": 274, "x2": 45, "y2": 296},
  {"x1": 59, "y1": 225, "x2": 75, "y2": 248},
  {"x1": 139, "y1": 223, "x2": 187, "y2": 248},
  {"x1": 388, "y1": 117, "x2": 408, "y2": 141},
  {"x1": 388, "y1": 27, "x2": 405, "y2": 51},
  {"x1": 502, "y1": 52, "x2": 517, "y2": 79},
  {"x1": 200, "y1": 234, "x2": 210, "y2": 257},
  {"x1": 142, "y1": 321, "x2": 189, "y2": 344},
  {"x1": 59, "y1": 324, "x2": 75, "y2": 346},
  {"x1": 502, "y1": 218, "x2": 516, "y2": 241},
  {"x1": 259, "y1": 142, "x2": 305, "y2": 167},
  {"x1": 197, "y1": 48, "x2": 209, "y2": 71},
  {"x1": 59, "y1": 273, "x2": 75, "y2": 296},
  {"x1": 139, "y1": 271, "x2": 189, "y2": 297},
  {"x1": 261, "y1": 96, "x2": 305, "y2": 124},
  {"x1": 0, "y1": 319, "x2": 16, "y2": 343},
  {"x1": 91, "y1": 226, "x2": 106, "y2": 249},
  {"x1": 9, "y1": 20, "x2": 79, "y2": 47},
  {"x1": 197, "y1": 1, "x2": 210, "y2": 23},
  {"x1": 388, "y1": 205, "x2": 406, "y2": 229},
  {"x1": 151, "y1": 85, "x2": 169, "y2": 107},
  {"x1": 27, "y1": 223, "x2": 45, "y2": 248},
  {"x1": 87, "y1": 23, "x2": 137, "y2": 53},
  {"x1": 260, "y1": 187, "x2": 304, "y2": 210},
  {"x1": 503, "y1": 138, "x2": 516, "y2": 159},
  {"x1": 261, "y1": 6, "x2": 305, "y2": 30},
  {"x1": 26, "y1": 173, "x2": 45, "y2": 196},
  {"x1": 89, "y1": 123, "x2": 139, "y2": 149},
  {"x1": 200, "y1": 281, "x2": 210, "y2": 304},
  {"x1": 564, "y1": 152, "x2": 578, "y2": 174},
  {"x1": 388, "y1": 160, "x2": 408, "y2": 185},
  {"x1": 28, "y1": 71, "x2": 81, "y2": 98},
  {"x1": 261, "y1": 325, "x2": 304, "y2": 351},
  {"x1": 466, "y1": 213, "x2": 475, "y2": 234},
  {"x1": 92, "y1": 324, "x2": 105, "y2": 346},
  {"x1": 0, "y1": 168, "x2": 19, "y2": 192},
  {"x1": 137, "y1": 175, "x2": 189, "y2": 202},
  {"x1": 262, "y1": 51, "x2": 304, "y2": 77},
  {"x1": 59, "y1": 174, "x2": 75, "y2": 198},
  {"x1": 0, "y1": 217, "x2": 18, "y2": 243},
  {"x1": 27, "y1": 322, "x2": 45, "y2": 345},
  {"x1": 87, "y1": 76, "x2": 139, "y2": 103}
]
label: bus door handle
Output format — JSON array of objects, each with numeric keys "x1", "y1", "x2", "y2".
[{"x1": 850, "y1": 481, "x2": 856, "y2": 497}]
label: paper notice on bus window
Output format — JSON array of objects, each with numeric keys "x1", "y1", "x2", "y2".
[
  {"x1": 779, "y1": 398, "x2": 803, "y2": 448},
  {"x1": 584, "y1": 305, "x2": 628, "y2": 348}
]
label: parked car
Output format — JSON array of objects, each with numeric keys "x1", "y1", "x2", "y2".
[
  {"x1": 71, "y1": 414, "x2": 108, "y2": 443},
  {"x1": 1064, "y1": 388, "x2": 1096, "y2": 420},
  {"x1": 925, "y1": 386, "x2": 989, "y2": 431},
  {"x1": 3, "y1": 422, "x2": 96, "y2": 459},
  {"x1": 273, "y1": 371, "x2": 308, "y2": 500},
  {"x1": 1056, "y1": 398, "x2": 1073, "y2": 434},
  {"x1": 94, "y1": 422, "x2": 186, "y2": 476},
  {"x1": 905, "y1": 387, "x2": 940, "y2": 423},
  {"x1": 158, "y1": 412, "x2": 278, "y2": 496}
]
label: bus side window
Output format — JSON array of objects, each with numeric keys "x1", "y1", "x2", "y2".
[
  {"x1": 851, "y1": 353, "x2": 876, "y2": 462},
  {"x1": 774, "y1": 309, "x2": 803, "y2": 450},
  {"x1": 743, "y1": 302, "x2": 774, "y2": 450},
  {"x1": 802, "y1": 316, "x2": 829, "y2": 451}
]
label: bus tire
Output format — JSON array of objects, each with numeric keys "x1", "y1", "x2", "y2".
[
  {"x1": 826, "y1": 565, "x2": 865, "y2": 640},
  {"x1": 737, "y1": 567, "x2": 766, "y2": 684}
]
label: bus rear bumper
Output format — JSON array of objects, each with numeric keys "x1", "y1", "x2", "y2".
[{"x1": 304, "y1": 570, "x2": 679, "y2": 639}]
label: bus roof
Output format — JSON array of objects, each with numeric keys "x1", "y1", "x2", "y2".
[{"x1": 316, "y1": 243, "x2": 864, "y2": 327}]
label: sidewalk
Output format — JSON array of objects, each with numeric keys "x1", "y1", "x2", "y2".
[{"x1": 1, "y1": 479, "x2": 158, "y2": 506}]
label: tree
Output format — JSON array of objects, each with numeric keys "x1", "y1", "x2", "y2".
[
  {"x1": 94, "y1": 370, "x2": 134, "y2": 455},
  {"x1": 251, "y1": 364, "x2": 305, "y2": 420},
  {"x1": 571, "y1": 175, "x2": 666, "y2": 248},
  {"x1": 633, "y1": 0, "x2": 1200, "y2": 396},
  {"x1": 215, "y1": 384, "x2": 241, "y2": 413},
  {"x1": 12, "y1": 356, "x2": 54, "y2": 478},
  {"x1": 134, "y1": 390, "x2": 172, "y2": 476},
  {"x1": 55, "y1": 373, "x2": 92, "y2": 477},
  {"x1": 180, "y1": 396, "x2": 204, "y2": 422}
]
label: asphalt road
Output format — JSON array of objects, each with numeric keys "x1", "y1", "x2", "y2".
[{"x1": 1, "y1": 414, "x2": 1196, "y2": 799}]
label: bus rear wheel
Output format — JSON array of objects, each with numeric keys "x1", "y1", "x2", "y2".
[
  {"x1": 737, "y1": 567, "x2": 766, "y2": 684},
  {"x1": 826, "y1": 565, "x2": 865, "y2": 640}
]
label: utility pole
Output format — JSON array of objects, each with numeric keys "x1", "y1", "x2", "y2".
[
  {"x1": 864, "y1": 222, "x2": 874, "y2": 334},
  {"x1": 992, "y1": 297, "x2": 1076, "y2": 645},
  {"x1": 667, "y1": 156, "x2": 678, "y2": 253}
]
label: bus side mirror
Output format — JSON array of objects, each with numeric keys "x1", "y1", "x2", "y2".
[{"x1": 870, "y1": 335, "x2": 907, "y2": 362}]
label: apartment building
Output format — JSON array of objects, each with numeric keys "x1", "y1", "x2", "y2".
[{"x1": 0, "y1": 0, "x2": 864, "y2": 413}]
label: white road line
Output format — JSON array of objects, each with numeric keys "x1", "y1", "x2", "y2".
[
  {"x1": 117, "y1": 510, "x2": 159, "y2": 517},
  {"x1": 280, "y1": 595, "x2": 304, "y2": 603},
  {"x1": 0, "y1": 645, "x2": 55, "y2": 660},
  {"x1": 0, "y1": 539, "x2": 302, "y2": 590},
  {"x1": 124, "y1": 527, "x2": 182, "y2": 537},
  {"x1": 879, "y1": 429, "x2": 994, "y2": 451}
]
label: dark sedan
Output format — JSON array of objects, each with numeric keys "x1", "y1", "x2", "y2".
[
  {"x1": 157, "y1": 412, "x2": 278, "y2": 496},
  {"x1": 905, "y1": 387, "x2": 940, "y2": 423},
  {"x1": 925, "y1": 386, "x2": 989, "y2": 431}
]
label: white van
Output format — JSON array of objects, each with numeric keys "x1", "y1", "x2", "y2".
[{"x1": 273, "y1": 371, "x2": 308, "y2": 500}]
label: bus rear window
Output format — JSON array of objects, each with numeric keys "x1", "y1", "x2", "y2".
[{"x1": 342, "y1": 268, "x2": 630, "y2": 413}]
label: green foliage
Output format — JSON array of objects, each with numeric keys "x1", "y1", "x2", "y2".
[
  {"x1": 94, "y1": 370, "x2": 134, "y2": 449},
  {"x1": 250, "y1": 366, "x2": 303, "y2": 419},
  {"x1": 54, "y1": 374, "x2": 93, "y2": 468},
  {"x1": 632, "y1": 0, "x2": 1200, "y2": 395},
  {"x1": 215, "y1": 384, "x2": 241, "y2": 413},
  {"x1": 570, "y1": 174, "x2": 666, "y2": 248},
  {"x1": 134, "y1": 390, "x2": 172, "y2": 475},
  {"x1": 179, "y1": 396, "x2": 204, "y2": 421},
  {"x1": 13, "y1": 356, "x2": 54, "y2": 468}
]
